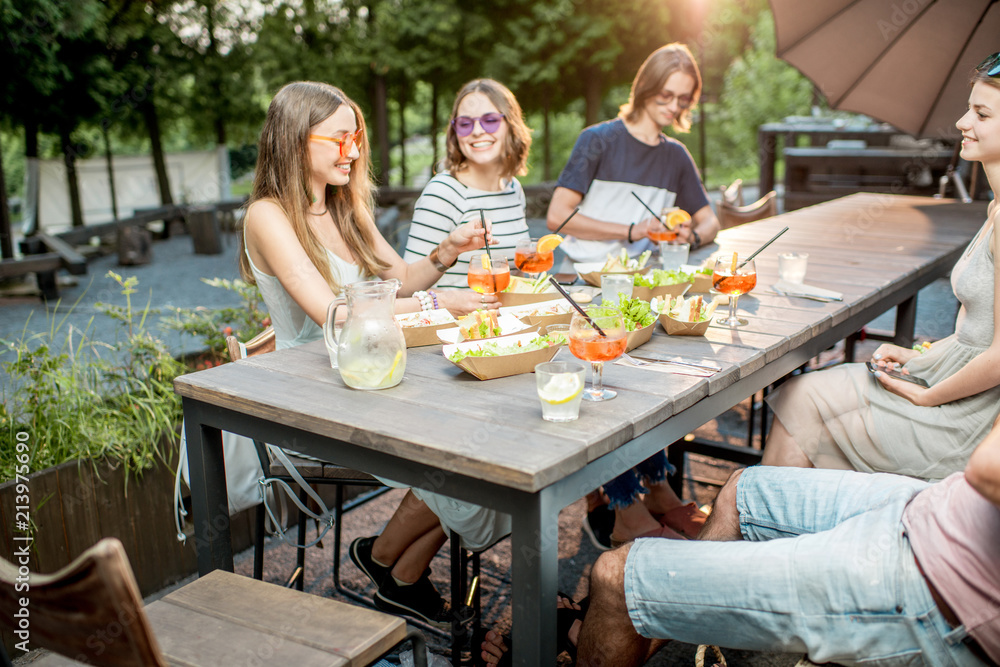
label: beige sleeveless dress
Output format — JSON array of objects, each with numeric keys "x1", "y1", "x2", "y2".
[{"x1": 767, "y1": 222, "x2": 1000, "y2": 481}]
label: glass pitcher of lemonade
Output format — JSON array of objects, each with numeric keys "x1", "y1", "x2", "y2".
[{"x1": 324, "y1": 279, "x2": 406, "y2": 390}]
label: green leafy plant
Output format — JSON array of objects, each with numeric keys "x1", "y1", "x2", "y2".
[
  {"x1": 1, "y1": 272, "x2": 185, "y2": 484},
  {"x1": 161, "y1": 278, "x2": 270, "y2": 366}
]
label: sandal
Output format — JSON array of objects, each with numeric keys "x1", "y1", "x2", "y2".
[
  {"x1": 556, "y1": 593, "x2": 589, "y2": 661},
  {"x1": 609, "y1": 524, "x2": 684, "y2": 549},
  {"x1": 655, "y1": 502, "x2": 707, "y2": 539},
  {"x1": 471, "y1": 627, "x2": 511, "y2": 667}
]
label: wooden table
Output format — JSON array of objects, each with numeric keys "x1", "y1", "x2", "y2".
[{"x1": 175, "y1": 194, "x2": 987, "y2": 666}]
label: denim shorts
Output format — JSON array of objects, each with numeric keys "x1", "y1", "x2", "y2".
[{"x1": 624, "y1": 466, "x2": 984, "y2": 666}]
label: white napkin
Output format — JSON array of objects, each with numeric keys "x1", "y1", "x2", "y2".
[{"x1": 772, "y1": 280, "x2": 843, "y2": 301}]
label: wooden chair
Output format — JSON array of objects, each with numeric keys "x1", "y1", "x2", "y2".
[
  {"x1": 0, "y1": 537, "x2": 425, "y2": 667},
  {"x1": 227, "y1": 329, "x2": 485, "y2": 665},
  {"x1": 718, "y1": 190, "x2": 778, "y2": 230}
]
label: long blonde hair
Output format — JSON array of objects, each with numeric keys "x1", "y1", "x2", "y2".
[
  {"x1": 444, "y1": 79, "x2": 532, "y2": 179},
  {"x1": 619, "y1": 43, "x2": 702, "y2": 133},
  {"x1": 239, "y1": 81, "x2": 388, "y2": 292}
]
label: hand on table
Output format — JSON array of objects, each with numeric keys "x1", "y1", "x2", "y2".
[{"x1": 437, "y1": 289, "x2": 499, "y2": 317}]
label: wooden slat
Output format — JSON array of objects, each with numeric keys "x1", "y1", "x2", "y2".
[
  {"x1": 160, "y1": 570, "x2": 404, "y2": 666},
  {"x1": 0, "y1": 253, "x2": 61, "y2": 278},
  {"x1": 36, "y1": 232, "x2": 86, "y2": 275}
]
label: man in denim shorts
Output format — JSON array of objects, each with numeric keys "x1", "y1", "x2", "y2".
[{"x1": 575, "y1": 418, "x2": 1000, "y2": 666}]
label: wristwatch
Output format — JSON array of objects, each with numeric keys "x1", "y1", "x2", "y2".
[{"x1": 428, "y1": 246, "x2": 456, "y2": 273}]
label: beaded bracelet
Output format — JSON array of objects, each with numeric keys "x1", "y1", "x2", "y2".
[
  {"x1": 413, "y1": 290, "x2": 433, "y2": 311},
  {"x1": 427, "y1": 289, "x2": 439, "y2": 310},
  {"x1": 627, "y1": 223, "x2": 636, "y2": 243}
]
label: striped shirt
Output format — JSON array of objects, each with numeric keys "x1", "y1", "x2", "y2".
[{"x1": 403, "y1": 172, "x2": 529, "y2": 287}]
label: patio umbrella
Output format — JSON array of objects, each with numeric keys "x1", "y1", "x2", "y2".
[{"x1": 769, "y1": 0, "x2": 1000, "y2": 139}]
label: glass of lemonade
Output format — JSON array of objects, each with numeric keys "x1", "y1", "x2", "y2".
[{"x1": 535, "y1": 361, "x2": 586, "y2": 421}]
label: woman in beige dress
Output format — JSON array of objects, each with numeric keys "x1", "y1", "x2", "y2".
[{"x1": 763, "y1": 54, "x2": 1000, "y2": 481}]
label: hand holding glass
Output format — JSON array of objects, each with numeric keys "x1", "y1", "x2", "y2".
[
  {"x1": 713, "y1": 257, "x2": 757, "y2": 327},
  {"x1": 568, "y1": 305, "x2": 627, "y2": 401}
]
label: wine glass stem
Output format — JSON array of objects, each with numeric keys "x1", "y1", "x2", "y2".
[
  {"x1": 590, "y1": 361, "x2": 605, "y2": 397},
  {"x1": 729, "y1": 295, "x2": 740, "y2": 322}
]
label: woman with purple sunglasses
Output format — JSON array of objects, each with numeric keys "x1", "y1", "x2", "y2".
[{"x1": 403, "y1": 79, "x2": 533, "y2": 299}]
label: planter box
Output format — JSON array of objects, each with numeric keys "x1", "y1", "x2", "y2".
[{"x1": 0, "y1": 446, "x2": 257, "y2": 655}]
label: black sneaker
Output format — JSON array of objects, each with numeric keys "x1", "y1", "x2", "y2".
[
  {"x1": 350, "y1": 536, "x2": 392, "y2": 588},
  {"x1": 375, "y1": 570, "x2": 474, "y2": 630},
  {"x1": 582, "y1": 504, "x2": 614, "y2": 551}
]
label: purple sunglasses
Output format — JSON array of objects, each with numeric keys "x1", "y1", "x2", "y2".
[{"x1": 451, "y1": 113, "x2": 505, "y2": 137}]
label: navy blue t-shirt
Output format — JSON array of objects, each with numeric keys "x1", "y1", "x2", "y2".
[{"x1": 556, "y1": 118, "x2": 709, "y2": 262}]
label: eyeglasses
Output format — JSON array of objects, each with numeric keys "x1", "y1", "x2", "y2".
[
  {"x1": 653, "y1": 90, "x2": 693, "y2": 110},
  {"x1": 977, "y1": 52, "x2": 1000, "y2": 77},
  {"x1": 451, "y1": 113, "x2": 505, "y2": 137},
  {"x1": 309, "y1": 129, "x2": 363, "y2": 157}
]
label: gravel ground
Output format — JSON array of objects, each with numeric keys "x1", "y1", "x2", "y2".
[{"x1": 5, "y1": 220, "x2": 959, "y2": 666}]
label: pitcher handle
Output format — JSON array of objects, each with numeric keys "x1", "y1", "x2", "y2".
[{"x1": 324, "y1": 299, "x2": 346, "y2": 350}]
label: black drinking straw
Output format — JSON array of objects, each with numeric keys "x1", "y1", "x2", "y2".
[
  {"x1": 552, "y1": 207, "x2": 581, "y2": 235},
  {"x1": 738, "y1": 226, "x2": 789, "y2": 269},
  {"x1": 480, "y1": 209, "x2": 496, "y2": 294},
  {"x1": 547, "y1": 276, "x2": 606, "y2": 337},
  {"x1": 630, "y1": 191, "x2": 661, "y2": 220}
]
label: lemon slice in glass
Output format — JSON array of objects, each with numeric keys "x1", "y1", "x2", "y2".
[{"x1": 538, "y1": 373, "x2": 584, "y2": 405}]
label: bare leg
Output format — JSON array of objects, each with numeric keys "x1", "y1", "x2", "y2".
[
  {"x1": 391, "y1": 524, "x2": 447, "y2": 583},
  {"x1": 577, "y1": 545, "x2": 650, "y2": 667},
  {"x1": 761, "y1": 416, "x2": 813, "y2": 468},
  {"x1": 697, "y1": 469, "x2": 744, "y2": 542},
  {"x1": 371, "y1": 490, "x2": 442, "y2": 567}
]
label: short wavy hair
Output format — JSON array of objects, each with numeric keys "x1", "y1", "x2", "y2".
[{"x1": 444, "y1": 79, "x2": 532, "y2": 179}]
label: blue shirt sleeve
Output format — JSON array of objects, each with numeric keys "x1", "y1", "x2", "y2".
[{"x1": 557, "y1": 128, "x2": 603, "y2": 196}]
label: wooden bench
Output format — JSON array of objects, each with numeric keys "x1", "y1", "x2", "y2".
[
  {"x1": 783, "y1": 146, "x2": 954, "y2": 211},
  {"x1": 0, "y1": 537, "x2": 426, "y2": 667}
]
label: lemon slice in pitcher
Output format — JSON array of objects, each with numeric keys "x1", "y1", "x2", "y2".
[{"x1": 538, "y1": 374, "x2": 583, "y2": 405}]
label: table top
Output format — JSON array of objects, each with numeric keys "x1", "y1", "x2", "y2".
[{"x1": 175, "y1": 194, "x2": 987, "y2": 496}]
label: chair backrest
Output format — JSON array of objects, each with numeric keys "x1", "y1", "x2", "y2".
[
  {"x1": 0, "y1": 538, "x2": 167, "y2": 666},
  {"x1": 719, "y1": 179, "x2": 744, "y2": 207},
  {"x1": 718, "y1": 190, "x2": 778, "y2": 230},
  {"x1": 226, "y1": 326, "x2": 276, "y2": 362}
]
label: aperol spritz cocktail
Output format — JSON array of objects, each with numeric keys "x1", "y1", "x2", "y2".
[
  {"x1": 514, "y1": 238, "x2": 555, "y2": 276},
  {"x1": 712, "y1": 255, "x2": 757, "y2": 327},
  {"x1": 468, "y1": 252, "x2": 511, "y2": 295},
  {"x1": 568, "y1": 305, "x2": 627, "y2": 401},
  {"x1": 648, "y1": 207, "x2": 690, "y2": 243}
]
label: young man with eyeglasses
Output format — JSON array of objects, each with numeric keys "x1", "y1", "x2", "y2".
[{"x1": 546, "y1": 42, "x2": 720, "y2": 264}]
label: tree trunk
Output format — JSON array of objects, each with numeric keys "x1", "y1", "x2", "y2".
[
  {"x1": 102, "y1": 125, "x2": 119, "y2": 220},
  {"x1": 142, "y1": 99, "x2": 173, "y2": 205},
  {"x1": 0, "y1": 133, "x2": 12, "y2": 259},
  {"x1": 206, "y1": 0, "x2": 227, "y2": 146},
  {"x1": 398, "y1": 80, "x2": 407, "y2": 186},
  {"x1": 543, "y1": 96, "x2": 552, "y2": 182},
  {"x1": 373, "y1": 72, "x2": 390, "y2": 186},
  {"x1": 584, "y1": 68, "x2": 602, "y2": 127},
  {"x1": 60, "y1": 126, "x2": 84, "y2": 228},
  {"x1": 430, "y1": 81, "x2": 439, "y2": 174}
]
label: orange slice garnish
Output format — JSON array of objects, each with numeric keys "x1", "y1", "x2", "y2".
[
  {"x1": 480, "y1": 254, "x2": 492, "y2": 271},
  {"x1": 536, "y1": 234, "x2": 563, "y2": 253},
  {"x1": 663, "y1": 209, "x2": 691, "y2": 230},
  {"x1": 730, "y1": 251, "x2": 738, "y2": 274}
]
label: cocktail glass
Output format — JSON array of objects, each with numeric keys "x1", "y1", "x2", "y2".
[
  {"x1": 712, "y1": 257, "x2": 757, "y2": 327},
  {"x1": 514, "y1": 238, "x2": 555, "y2": 279},
  {"x1": 568, "y1": 305, "x2": 627, "y2": 401},
  {"x1": 467, "y1": 253, "x2": 511, "y2": 296}
]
